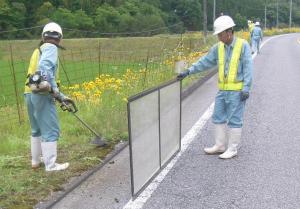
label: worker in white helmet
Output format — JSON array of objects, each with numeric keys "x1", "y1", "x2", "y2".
[
  {"x1": 24, "y1": 22, "x2": 73, "y2": 171},
  {"x1": 251, "y1": 21, "x2": 263, "y2": 54},
  {"x1": 248, "y1": 20, "x2": 255, "y2": 33},
  {"x1": 177, "y1": 15, "x2": 253, "y2": 159},
  {"x1": 247, "y1": 20, "x2": 255, "y2": 46}
]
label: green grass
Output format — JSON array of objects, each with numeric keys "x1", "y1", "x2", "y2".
[{"x1": 0, "y1": 141, "x2": 115, "y2": 209}]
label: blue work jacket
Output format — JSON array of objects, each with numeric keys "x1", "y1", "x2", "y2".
[
  {"x1": 38, "y1": 43, "x2": 60, "y2": 93},
  {"x1": 188, "y1": 37, "x2": 253, "y2": 93},
  {"x1": 251, "y1": 26, "x2": 263, "y2": 41}
]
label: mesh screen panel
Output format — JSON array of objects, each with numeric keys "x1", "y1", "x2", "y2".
[
  {"x1": 129, "y1": 91, "x2": 160, "y2": 195},
  {"x1": 159, "y1": 82, "x2": 181, "y2": 165},
  {"x1": 128, "y1": 80, "x2": 181, "y2": 197}
]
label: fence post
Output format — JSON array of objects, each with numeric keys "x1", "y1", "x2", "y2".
[
  {"x1": 98, "y1": 41, "x2": 102, "y2": 76},
  {"x1": 79, "y1": 48, "x2": 87, "y2": 80},
  {"x1": 142, "y1": 50, "x2": 150, "y2": 89},
  {"x1": 9, "y1": 44, "x2": 23, "y2": 124}
]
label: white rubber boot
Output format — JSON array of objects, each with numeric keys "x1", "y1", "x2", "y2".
[
  {"x1": 31, "y1": 136, "x2": 42, "y2": 169},
  {"x1": 41, "y1": 141, "x2": 69, "y2": 171},
  {"x1": 204, "y1": 124, "x2": 227, "y2": 154},
  {"x1": 219, "y1": 128, "x2": 242, "y2": 159}
]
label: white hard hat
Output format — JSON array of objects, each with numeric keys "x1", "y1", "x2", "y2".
[
  {"x1": 248, "y1": 20, "x2": 252, "y2": 24},
  {"x1": 255, "y1": 21, "x2": 260, "y2": 26},
  {"x1": 213, "y1": 15, "x2": 236, "y2": 35},
  {"x1": 42, "y1": 22, "x2": 63, "y2": 39}
]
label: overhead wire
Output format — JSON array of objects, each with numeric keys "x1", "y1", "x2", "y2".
[
  {"x1": 0, "y1": 22, "x2": 183, "y2": 38},
  {"x1": 63, "y1": 22, "x2": 182, "y2": 36},
  {"x1": 0, "y1": 25, "x2": 43, "y2": 34}
]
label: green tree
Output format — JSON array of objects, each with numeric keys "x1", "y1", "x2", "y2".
[
  {"x1": 0, "y1": 0, "x2": 300, "y2": 39},
  {"x1": 74, "y1": 9, "x2": 95, "y2": 31},
  {"x1": 51, "y1": 8, "x2": 77, "y2": 28},
  {"x1": 118, "y1": 13, "x2": 136, "y2": 32},
  {"x1": 142, "y1": 0, "x2": 161, "y2": 8},
  {"x1": 94, "y1": 4, "x2": 121, "y2": 33},
  {"x1": 175, "y1": 0, "x2": 202, "y2": 30},
  {"x1": 234, "y1": 13, "x2": 247, "y2": 30},
  {"x1": 0, "y1": 0, "x2": 29, "y2": 38},
  {"x1": 36, "y1": 2, "x2": 55, "y2": 22}
]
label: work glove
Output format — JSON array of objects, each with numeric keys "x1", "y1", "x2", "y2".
[
  {"x1": 62, "y1": 97, "x2": 74, "y2": 104},
  {"x1": 52, "y1": 91, "x2": 64, "y2": 103},
  {"x1": 60, "y1": 97, "x2": 77, "y2": 113},
  {"x1": 177, "y1": 70, "x2": 190, "y2": 80},
  {"x1": 240, "y1": 91, "x2": 250, "y2": 101},
  {"x1": 52, "y1": 91, "x2": 77, "y2": 112},
  {"x1": 52, "y1": 90, "x2": 73, "y2": 104}
]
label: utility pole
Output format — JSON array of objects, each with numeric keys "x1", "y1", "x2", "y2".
[
  {"x1": 264, "y1": 1, "x2": 267, "y2": 29},
  {"x1": 276, "y1": 0, "x2": 279, "y2": 28},
  {"x1": 213, "y1": 0, "x2": 216, "y2": 22},
  {"x1": 203, "y1": 0, "x2": 207, "y2": 40},
  {"x1": 265, "y1": 0, "x2": 267, "y2": 30},
  {"x1": 289, "y1": 0, "x2": 293, "y2": 28}
]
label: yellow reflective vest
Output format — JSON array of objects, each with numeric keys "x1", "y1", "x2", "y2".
[
  {"x1": 24, "y1": 46, "x2": 60, "y2": 94},
  {"x1": 218, "y1": 38, "x2": 244, "y2": 91},
  {"x1": 248, "y1": 23, "x2": 254, "y2": 33}
]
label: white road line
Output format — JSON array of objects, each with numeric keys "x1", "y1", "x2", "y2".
[
  {"x1": 252, "y1": 35, "x2": 282, "y2": 58},
  {"x1": 123, "y1": 34, "x2": 286, "y2": 209},
  {"x1": 123, "y1": 103, "x2": 215, "y2": 209},
  {"x1": 261, "y1": 36, "x2": 277, "y2": 48}
]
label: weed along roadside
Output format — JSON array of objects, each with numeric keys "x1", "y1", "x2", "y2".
[{"x1": 0, "y1": 29, "x2": 297, "y2": 209}]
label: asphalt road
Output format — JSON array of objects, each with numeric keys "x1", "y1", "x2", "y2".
[{"x1": 38, "y1": 33, "x2": 300, "y2": 209}]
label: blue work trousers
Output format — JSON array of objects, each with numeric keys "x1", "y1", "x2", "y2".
[
  {"x1": 212, "y1": 91, "x2": 246, "y2": 128},
  {"x1": 251, "y1": 38, "x2": 261, "y2": 54},
  {"x1": 25, "y1": 93, "x2": 60, "y2": 142}
]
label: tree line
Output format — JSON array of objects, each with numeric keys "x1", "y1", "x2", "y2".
[{"x1": 0, "y1": 0, "x2": 299, "y2": 39}]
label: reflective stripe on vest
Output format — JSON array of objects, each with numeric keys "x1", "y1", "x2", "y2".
[{"x1": 218, "y1": 38, "x2": 244, "y2": 91}]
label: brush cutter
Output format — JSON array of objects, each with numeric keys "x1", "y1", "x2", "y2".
[
  {"x1": 28, "y1": 72, "x2": 106, "y2": 147},
  {"x1": 58, "y1": 98, "x2": 107, "y2": 147}
]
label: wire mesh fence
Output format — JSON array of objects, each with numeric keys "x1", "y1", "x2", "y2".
[{"x1": 0, "y1": 33, "x2": 215, "y2": 128}]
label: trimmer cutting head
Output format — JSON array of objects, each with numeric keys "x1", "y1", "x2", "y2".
[{"x1": 90, "y1": 137, "x2": 107, "y2": 147}]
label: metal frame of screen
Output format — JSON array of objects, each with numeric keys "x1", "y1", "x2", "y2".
[{"x1": 127, "y1": 78, "x2": 182, "y2": 198}]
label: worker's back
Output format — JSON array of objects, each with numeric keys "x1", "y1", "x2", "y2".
[{"x1": 251, "y1": 26, "x2": 262, "y2": 40}]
